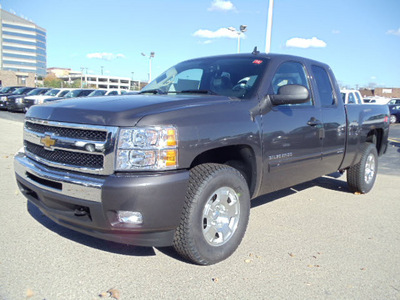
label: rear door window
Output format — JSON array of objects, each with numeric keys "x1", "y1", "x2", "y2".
[
  {"x1": 348, "y1": 93, "x2": 356, "y2": 104},
  {"x1": 355, "y1": 92, "x2": 363, "y2": 104},
  {"x1": 311, "y1": 65, "x2": 336, "y2": 107}
]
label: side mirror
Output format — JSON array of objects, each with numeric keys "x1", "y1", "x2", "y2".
[{"x1": 269, "y1": 84, "x2": 310, "y2": 106}]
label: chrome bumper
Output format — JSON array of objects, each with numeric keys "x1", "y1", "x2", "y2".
[{"x1": 14, "y1": 150, "x2": 104, "y2": 203}]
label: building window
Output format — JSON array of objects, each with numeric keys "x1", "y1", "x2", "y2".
[{"x1": 17, "y1": 76, "x2": 27, "y2": 86}]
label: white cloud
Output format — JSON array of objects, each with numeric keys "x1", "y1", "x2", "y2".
[
  {"x1": 193, "y1": 27, "x2": 242, "y2": 39},
  {"x1": 387, "y1": 28, "x2": 400, "y2": 36},
  {"x1": 199, "y1": 40, "x2": 213, "y2": 45},
  {"x1": 332, "y1": 30, "x2": 340, "y2": 34},
  {"x1": 208, "y1": 0, "x2": 235, "y2": 11},
  {"x1": 285, "y1": 37, "x2": 327, "y2": 48},
  {"x1": 86, "y1": 52, "x2": 126, "y2": 61}
]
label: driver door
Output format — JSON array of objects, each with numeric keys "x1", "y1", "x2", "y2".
[{"x1": 260, "y1": 61, "x2": 323, "y2": 194}]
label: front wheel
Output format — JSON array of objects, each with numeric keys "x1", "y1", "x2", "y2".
[
  {"x1": 173, "y1": 163, "x2": 250, "y2": 265},
  {"x1": 390, "y1": 114, "x2": 397, "y2": 124},
  {"x1": 347, "y1": 143, "x2": 378, "y2": 194}
]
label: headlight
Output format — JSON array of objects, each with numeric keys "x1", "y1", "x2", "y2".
[
  {"x1": 116, "y1": 126, "x2": 178, "y2": 170},
  {"x1": 16, "y1": 97, "x2": 23, "y2": 104},
  {"x1": 1, "y1": 96, "x2": 7, "y2": 101}
]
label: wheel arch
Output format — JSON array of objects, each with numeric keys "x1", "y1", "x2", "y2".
[
  {"x1": 366, "y1": 128, "x2": 385, "y2": 156},
  {"x1": 190, "y1": 145, "x2": 257, "y2": 197}
]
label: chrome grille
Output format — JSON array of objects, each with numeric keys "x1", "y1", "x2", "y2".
[
  {"x1": 25, "y1": 141, "x2": 104, "y2": 168},
  {"x1": 23, "y1": 118, "x2": 119, "y2": 175},
  {"x1": 25, "y1": 121, "x2": 107, "y2": 141},
  {"x1": 23, "y1": 99, "x2": 35, "y2": 105}
]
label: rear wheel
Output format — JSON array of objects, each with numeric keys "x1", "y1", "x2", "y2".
[
  {"x1": 173, "y1": 163, "x2": 250, "y2": 265},
  {"x1": 347, "y1": 143, "x2": 378, "y2": 194}
]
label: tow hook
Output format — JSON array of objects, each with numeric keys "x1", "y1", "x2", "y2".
[{"x1": 74, "y1": 206, "x2": 89, "y2": 217}]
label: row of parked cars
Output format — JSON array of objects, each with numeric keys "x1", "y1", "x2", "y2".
[
  {"x1": 1, "y1": 86, "x2": 399, "y2": 124},
  {"x1": 341, "y1": 89, "x2": 400, "y2": 124},
  {"x1": 0, "y1": 86, "x2": 130, "y2": 113}
]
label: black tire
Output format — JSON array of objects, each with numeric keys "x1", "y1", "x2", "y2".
[
  {"x1": 390, "y1": 114, "x2": 397, "y2": 124},
  {"x1": 347, "y1": 143, "x2": 378, "y2": 194},
  {"x1": 173, "y1": 163, "x2": 250, "y2": 265}
]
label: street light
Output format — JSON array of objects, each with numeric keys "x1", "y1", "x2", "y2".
[
  {"x1": 227, "y1": 25, "x2": 247, "y2": 53},
  {"x1": 141, "y1": 52, "x2": 155, "y2": 82}
]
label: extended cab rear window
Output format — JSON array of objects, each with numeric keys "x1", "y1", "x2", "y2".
[{"x1": 311, "y1": 65, "x2": 336, "y2": 107}]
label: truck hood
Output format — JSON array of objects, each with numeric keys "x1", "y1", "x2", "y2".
[{"x1": 26, "y1": 94, "x2": 232, "y2": 126}]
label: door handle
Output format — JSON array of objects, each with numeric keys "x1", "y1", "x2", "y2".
[{"x1": 307, "y1": 117, "x2": 321, "y2": 127}]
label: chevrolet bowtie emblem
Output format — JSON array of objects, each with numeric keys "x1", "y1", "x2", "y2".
[{"x1": 40, "y1": 135, "x2": 56, "y2": 149}]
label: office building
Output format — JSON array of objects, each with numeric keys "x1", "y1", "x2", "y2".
[{"x1": 0, "y1": 8, "x2": 47, "y2": 85}]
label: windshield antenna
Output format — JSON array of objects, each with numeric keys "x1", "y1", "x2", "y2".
[{"x1": 252, "y1": 46, "x2": 260, "y2": 55}]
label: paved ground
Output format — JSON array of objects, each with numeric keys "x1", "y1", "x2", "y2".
[{"x1": 0, "y1": 111, "x2": 399, "y2": 299}]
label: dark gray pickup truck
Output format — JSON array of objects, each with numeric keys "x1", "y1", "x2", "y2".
[{"x1": 14, "y1": 53, "x2": 390, "y2": 265}]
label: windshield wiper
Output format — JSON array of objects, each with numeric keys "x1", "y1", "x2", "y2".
[{"x1": 139, "y1": 89, "x2": 166, "y2": 95}]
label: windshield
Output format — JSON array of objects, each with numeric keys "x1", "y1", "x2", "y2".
[
  {"x1": 59, "y1": 90, "x2": 70, "y2": 97},
  {"x1": 27, "y1": 89, "x2": 44, "y2": 96},
  {"x1": 88, "y1": 90, "x2": 107, "y2": 96},
  {"x1": 11, "y1": 88, "x2": 27, "y2": 95},
  {"x1": 141, "y1": 56, "x2": 268, "y2": 99},
  {"x1": 64, "y1": 90, "x2": 83, "y2": 98},
  {"x1": 45, "y1": 89, "x2": 60, "y2": 96}
]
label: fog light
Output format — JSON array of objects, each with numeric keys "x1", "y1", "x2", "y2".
[{"x1": 117, "y1": 211, "x2": 143, "y2": 225}]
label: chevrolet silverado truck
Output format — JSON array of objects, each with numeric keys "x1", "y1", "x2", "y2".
[{"x1": 14, "y1": 53, "x2": 390, "y2": 265}]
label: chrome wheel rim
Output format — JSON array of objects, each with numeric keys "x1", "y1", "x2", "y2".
[
  {"x1": 364, "y1": 153, "x2": 376, "y2": 184},
  {"x1": 202, "y1": 187, "x2": 240, "y2": 246},
  {"x1": 390, "y1": 115, "x2": 396, "y2": 124}
]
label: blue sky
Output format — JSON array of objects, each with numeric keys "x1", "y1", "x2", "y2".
[{"x1": 1, "y1": 0, "x2": 399, "y2": 88}]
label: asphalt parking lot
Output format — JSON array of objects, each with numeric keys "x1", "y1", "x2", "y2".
[{"x1": 0, "y1": 110, "x2": 399, "y2": 300}]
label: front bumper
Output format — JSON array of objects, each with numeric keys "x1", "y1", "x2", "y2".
[
  {"x1": 14, "y1": 152, "x2": 189, "y2": 247},
  {"x1": 7, "y1": 101, "x2": 25, "y2": 112}
]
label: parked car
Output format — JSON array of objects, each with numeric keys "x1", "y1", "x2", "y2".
[
  {"x1": 388, "y1": 98, "x2": 400, "y2": 123},
  {"x1": 107, "y1": 89, "x2": 127, "y2": 96},
  {"x1": 44, "y1": 89, "x2": 95, "y2": 102},
  {"x1": 3, "y1": 87, "x2": 37, "y2": 112},
  {"x1": 88, "y1": 89, "x2": 127, "y2": 97},
  {"x1": 0, "y1": 86, "x2": 23, "y2": 109},
  {"x1": 23, "y1": 88, "x2": 72, "y2": 111},
  {"x1": 88, "y1": 89, "x2": 108, "y2": 97},
  {"x1": 340, "y1": 89, "x2": 364, "y2": 104}
]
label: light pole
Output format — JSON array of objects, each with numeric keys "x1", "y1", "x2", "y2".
[
  {"x1": 141, "y1": 52, "x2": 155, "y2": 82},
  {"x1": 228, "y1": 25, "x2": 247, "y2": 53},
  {"x1": 85, "y1": 68, "x2": 88, "y2": 88},
  {"x1": 80, "y1": 67, "x2": 84, "y2": 88},
  {"x1": 265, "y1": 0, "x2": 274, "y2": 53}
]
